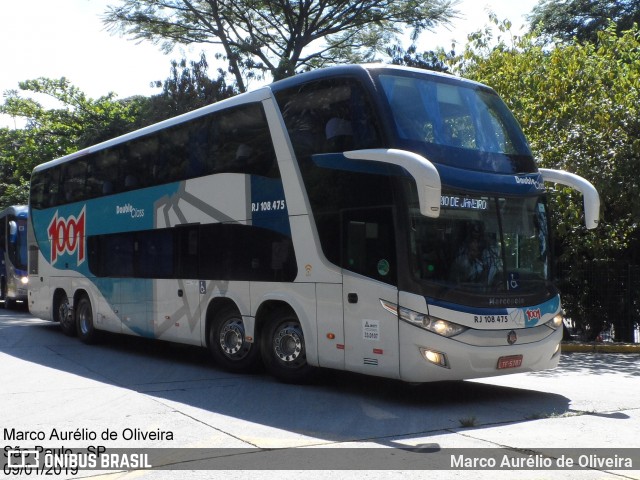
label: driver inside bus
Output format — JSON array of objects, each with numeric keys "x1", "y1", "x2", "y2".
[{"x1": 450, "y1": 223, "x2": 502, "y2": 285}]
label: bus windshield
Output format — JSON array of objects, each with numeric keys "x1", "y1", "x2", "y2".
[
  {"x1": 408, "y1": 191, "x2": 550, "y2": 297},
  {"x1": 376, "y1": 72, "x2": 535, "y2": 173}
]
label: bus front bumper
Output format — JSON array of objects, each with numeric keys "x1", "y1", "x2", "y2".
[{"x1": 398, "y1": 322, "x2": 563, "y2": 383}]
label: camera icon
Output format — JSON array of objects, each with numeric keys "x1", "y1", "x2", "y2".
[{"x1": 7, "y1": 449, "x2": 39, "y2": 468}]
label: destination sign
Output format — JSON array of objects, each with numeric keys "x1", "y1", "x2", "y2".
[{"x1": 440, "y1": 195, "x2": 489, "y2": 210}]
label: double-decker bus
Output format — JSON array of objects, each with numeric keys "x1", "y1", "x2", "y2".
[
  {"x1": 0, "y1": 205, "x2": 29, "y2": 309},
  {"x1": 28, "y1": 65, "x2": 599, "y2": 383}
]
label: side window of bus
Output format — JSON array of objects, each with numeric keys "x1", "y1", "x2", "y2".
[
  {"x1": 60, "y1": 160, "x2": 88, "y2": 203},
  {"x1": 275, "y1": 79, "x2": 392, "y2": 278},
  {"x1": 125, "y1": 136, "x2": 160, "y2": 189},
  {"x1": 157, "y1": 125, "x2": 190, "y2": 184},
  {"x1": 33, "y1": 102, "x2": 279, "y2": 210},
  {"x1": 87, "y1": 150, "x2": 120, "y2": 197},
  {"x1": 342, "y1": 207, "x2": 397, "y2": 285},
  {"x1": 88, "y1": 233, "x2": 135, "y2": 277},
  {"x1": 175, "y1": 226, "x2": 199, "y2": 278},
  {"x1": 31, "y1": 167, "x2": 62, "y2": 209},
  {"x1": 136, "y1": 229, "x2": 173, "y2": 278},
  {"x1": 208, "y1": 103, "x2": 279, "y2": 178},
  {"x1": 276, "y1": 77, "x2": 383, "y2": 162}
]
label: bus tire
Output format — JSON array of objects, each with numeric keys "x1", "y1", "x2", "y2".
[
  {"x1": 207, "y1": 306, "x2": 260, "y2": 373},
  {"x1": 75, "y1": 295, "x2": 99, "y2": 344},
  {"x1": 261, "y1": 308, "x2": 315, "y2": 383},
  {"x1": 54, "y1": 292, "x2": 75, "y2": 336}
]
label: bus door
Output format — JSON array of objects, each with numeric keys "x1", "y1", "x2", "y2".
[{"x1": 341, "y1": 207, "x2": 401, "y2": 378}]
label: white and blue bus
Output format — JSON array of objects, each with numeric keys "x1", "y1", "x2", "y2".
[
  {"x1": 0, "y1": 205, "x2": 29, "y2": 309},
  {"x1": 28, "y1": 65, "x2": 599, "y2": 383}
]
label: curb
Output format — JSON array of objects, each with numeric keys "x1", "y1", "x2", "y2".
[{"x1": 561, "y1": 343, "x2": 640, "y2": 353}]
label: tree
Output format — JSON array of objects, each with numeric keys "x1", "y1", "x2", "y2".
[
  {"x1": 0, "y1": 78, "x2": 142, "y2": 208},
  {"x1": 528, "y1": 0, "x2": 640, "y2": 43},
  {"x1": 454, "y1": 21, "x2": 640, "y2": 340},
  {"x1": 103, "y1": 0, "x2": 459, "y2": 92},
  {"x1": 143, "y1": 53, "x2": 238, "y2": 123}
]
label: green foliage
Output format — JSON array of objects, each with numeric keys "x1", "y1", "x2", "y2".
[
  {"x1": 452, "y1": 20, "x2": 640, "y2": 339},
  {"x1": 0, "y1": 78, "x2": 143, "y2": 210},
  {"x1": 528, "y1": 0, "x2": 640, "y2": 44},
  {"x1": 142, "y1": 53, "x2": 237, "y2": 123}
]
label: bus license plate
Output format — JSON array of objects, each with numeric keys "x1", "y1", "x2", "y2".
[{"x1": 497, "y1": 355, "x2": 523, "y2": 370}]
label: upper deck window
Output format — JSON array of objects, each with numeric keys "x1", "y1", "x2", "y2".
[{"x1": 30, "y1": 102, "x2": 279, "y2": 210}]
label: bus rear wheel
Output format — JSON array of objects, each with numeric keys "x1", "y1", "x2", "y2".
[
  {"x1": 75, "y1": 295, "x2": 99, "y2": 344},
  {"x1": 54, "y1": 292, "x2": 75, "y2": 336},
  {"x1": 261, "y1": 308, "x2": 315, "y2": 383},
  {"x1": 207, "y1": 306, "x2": 260, "y2": 373}
]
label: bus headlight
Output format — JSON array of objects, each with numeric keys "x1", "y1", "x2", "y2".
[
  {"x1": 420, "y1": 348, "x2": 450, "y2": 368},
  {"x1": 545, "y1": 314, "x2": 563, "y2": 330},
  {"x1": 380, "y1": 300, "x2": 467, "y2": 338},
  {"x1": 20, "y1": 276, "x2": 29, "y2": 285}
]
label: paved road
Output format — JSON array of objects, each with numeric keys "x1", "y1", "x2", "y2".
[{"x1": 0, "y1": 306, "x2": 638, "y2": 479}]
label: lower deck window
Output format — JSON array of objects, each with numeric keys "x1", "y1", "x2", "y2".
[{"x1": 87, "y1": 224, "x2": 297, "y2": 282}]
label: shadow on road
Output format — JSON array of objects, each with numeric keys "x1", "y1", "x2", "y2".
[{"x1": 1, "y1": 309, "x2": 574, "y2": 445}]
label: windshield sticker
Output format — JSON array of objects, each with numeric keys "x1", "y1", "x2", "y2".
[
  {"x1": 441, "y1": 195, "x2": 488, "y2": 210},
  {"x1": 377, "y1": 259, "x2": 390, "y2": 276},
  {"x1": 507, "y1": 272, "x2": 520, "y2": 290}
]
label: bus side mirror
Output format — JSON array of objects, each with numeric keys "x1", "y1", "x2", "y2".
[
  {"x1": 344, "y1": 149, "x2": 441, "y2": 218},
  {"x1": 539, "y1": 168, "x2": 600, "y2": 229}
]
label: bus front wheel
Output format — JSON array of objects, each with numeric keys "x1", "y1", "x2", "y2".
[
  {"x1": 75, "y1": 295, "x2": 99, "y2": 344},
  {"x1": 207, "y1": 306, "x2": 260, "y2": 373},
  {"x1": 261, "y1": 308, "x2": 315, "y2": 383}
]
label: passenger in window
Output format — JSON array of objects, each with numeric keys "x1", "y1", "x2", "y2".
[{"x1": 450, "y1": 223, "x2": 502, "y2": 284}]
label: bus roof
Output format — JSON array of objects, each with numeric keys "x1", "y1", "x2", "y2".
[{"x1": 268, "y1": 63, "x2": 488, "y2": 93}]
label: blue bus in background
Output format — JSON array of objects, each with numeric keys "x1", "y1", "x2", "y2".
[{"x1": 0, "y1": 205, "x2": 29, "y2": 308}]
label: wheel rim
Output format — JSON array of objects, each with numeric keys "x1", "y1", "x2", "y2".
[
  {"x1": 218, "y1": 318, "x2": 250, "y2": 360},
  {"x1": 273, "y1": 322, "x2": 304, "y2": 365},
  {"x1": 78, "y1": 302, "x2": 92, "y2": 336}
]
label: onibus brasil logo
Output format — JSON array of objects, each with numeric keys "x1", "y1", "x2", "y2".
[{"x1": 47, "y1": 207, "x2": 86, "y2": 265}]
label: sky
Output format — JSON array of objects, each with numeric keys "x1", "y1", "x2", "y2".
[{"x1": 0, "y1": 0, "x2": 539, "y2": 125}]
